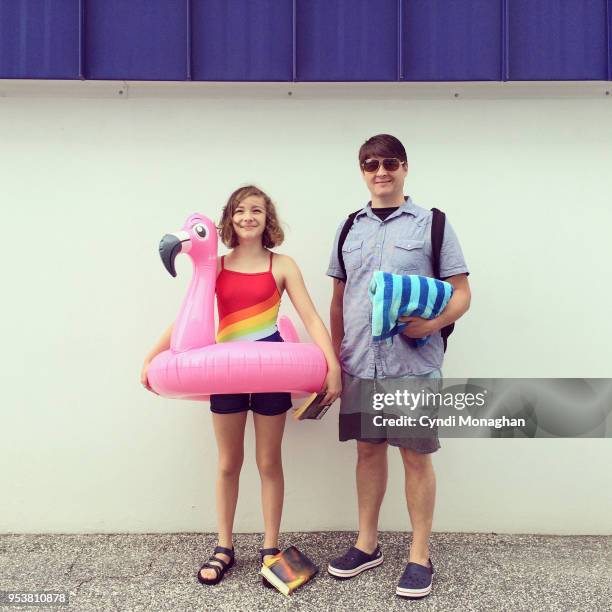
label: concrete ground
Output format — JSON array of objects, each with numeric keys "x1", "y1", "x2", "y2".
[{"x1": 1, "y1": 531, "x2": 610, "y2": 611}]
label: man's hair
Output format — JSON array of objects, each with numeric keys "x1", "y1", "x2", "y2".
[
  {"x1": 218, "y1": 185, "x2": 284, "y2": 249},
  {"x1": 358, "y1": 134, "x2": 407, "y2": 165}
]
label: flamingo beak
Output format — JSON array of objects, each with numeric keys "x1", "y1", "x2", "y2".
[{"x1": 159, "y1": 231, "x2": 191, "y2": 277}]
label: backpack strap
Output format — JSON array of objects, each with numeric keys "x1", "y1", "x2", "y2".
[
  {"x1": 430, "y1": 208, "x2": 445, "y2": 279},
  {"x1": 337, "y1": 209, "x2": 362, "y2": 281},
  {"x1": 430, "y1": 207, "x2": 454, "y2": 352}
]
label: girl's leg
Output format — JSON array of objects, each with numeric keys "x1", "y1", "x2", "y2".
[
  {"x1": 199, "y1": 410, "x2": 247, "y2": 581},
  {"x1": 253, "y1": 411, "x2": 287, "y2": 556}
]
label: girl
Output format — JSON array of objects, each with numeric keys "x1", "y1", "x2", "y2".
[{"x1": 141, "y1": 185, "x2": 341, "y2": 586}]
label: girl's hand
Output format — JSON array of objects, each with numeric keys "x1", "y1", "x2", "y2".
[
  {"x1": 321, "y1": 367, "x2": 342, "y2": 407},
  {"x1": 140, "y1": 360, "x2": 158, "y2": 395}
]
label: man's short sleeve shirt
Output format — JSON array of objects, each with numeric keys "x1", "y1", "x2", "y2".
[{"x1": 326, "y1": 196, "x2": 469, "y2": 378}]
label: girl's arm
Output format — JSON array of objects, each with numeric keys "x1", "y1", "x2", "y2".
[
  {"x1": 141, "y1": 323, "x2": 173, "y2": 392},
  {"x1": 279, "y1": 255, "x2": 341, "y2": 405}
]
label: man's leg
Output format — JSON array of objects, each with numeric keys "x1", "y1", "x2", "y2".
[
  {"x1": 399, "y1": 447, "x2": 436, "y2": 566},
  {"x1": 355, "y1": 440, "x2": 388, "y2": 553}
]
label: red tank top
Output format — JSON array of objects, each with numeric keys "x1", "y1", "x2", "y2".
[{"x1": 215, "y1": 251, "x2": 281, "y2": 343}]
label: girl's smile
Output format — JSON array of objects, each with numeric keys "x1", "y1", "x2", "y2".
[{"x1": 232, "y1": 195, "x2": 266, "y2": 239}]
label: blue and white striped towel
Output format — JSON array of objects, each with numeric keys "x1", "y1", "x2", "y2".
[{"x1": 368, "y1": 271, "x2": 453, "y2": 346}]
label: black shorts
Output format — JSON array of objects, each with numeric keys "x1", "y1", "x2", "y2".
[{"x1": 209, "y1": 331, "x2": 293, "y2": 416}]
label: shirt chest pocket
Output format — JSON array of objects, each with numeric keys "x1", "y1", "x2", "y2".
[
  {"x1": 342, "y1": 239, "x2": 363, "y2": 271},
  {"x1": 391, "y1": 238, "x2": 425, "y2": 272}
]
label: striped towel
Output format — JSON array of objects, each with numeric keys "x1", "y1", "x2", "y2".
[{"x1": 368, "y1": 271, "x2": 453, "y2": 346}]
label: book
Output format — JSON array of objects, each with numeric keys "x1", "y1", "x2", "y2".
[
  {"x1": 293, "y1": 392, "x2": 331, "y2": 420},
  {"x1": 259, "y1": 546, "x2": 318, "y2": 596}
]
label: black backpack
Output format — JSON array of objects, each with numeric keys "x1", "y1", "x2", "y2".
[{"x1": 337, "y1": 206, "x2": 455, "y2": 352}]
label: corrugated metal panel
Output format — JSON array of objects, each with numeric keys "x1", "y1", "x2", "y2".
[
  {"x1": 402, "y1": 0, "x2": 503, "y2": 81},
  {"x1": 191, "y1": 0, "x2": 292, "y2": 81},
  {"x1": 0, "y1": 0, "x2": 611, "y2": 82},
  {"x1": 83, "y1": 0, "x2": 188, "y2": 80},
  {"x1": 508, "y1": 0, "x2": 608, "y2": 80},
  {"x1": 295, "y1": 0, "x2": 398, "y2": 81},
  {"x1": 0, "y1": 0, "x2": 79, "y2": 79},
  {"x1": 609, "y1": 0, "x2": 612, "y2": 80}
]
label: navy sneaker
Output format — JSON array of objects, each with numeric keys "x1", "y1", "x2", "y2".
[
  {"x1": 327, "y1": 545, "x2": 384, "y2": 579},
  {"x1": 396, "y1": 558, "x2": 434, "y2": 599}
]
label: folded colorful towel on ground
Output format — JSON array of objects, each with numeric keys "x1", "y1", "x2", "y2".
[{"x1": 368, "y1": 271, "x2": 454, "y2": 346}]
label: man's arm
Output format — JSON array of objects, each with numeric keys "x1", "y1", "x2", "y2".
[
  {"x1": 330, "y1": 278, "x2": 345, "y2": 359},
  {"x1": 401, "y1": 273, "x2": 471, "y2": 338},
  {"x1": 432, "y1": 273, "x2": 471, "y2": 329}
]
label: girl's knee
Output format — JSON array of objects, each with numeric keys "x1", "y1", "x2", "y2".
[
  {"x1": 218, "y1": 456, "x2": 243, "y2": 478},
  {"x1": 256, "y1": 455, "x2": 282, "y2": 478}
]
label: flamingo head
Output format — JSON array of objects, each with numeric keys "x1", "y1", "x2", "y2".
[{"x1": 159, "y1": 213, "x2": 218, "y2": 277}]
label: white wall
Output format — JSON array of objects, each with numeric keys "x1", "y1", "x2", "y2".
[{"x1": 1, "y1": 81, "x2": 611, "y2": 535}]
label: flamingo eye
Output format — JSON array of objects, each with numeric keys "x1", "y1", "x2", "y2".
[{"x1": 193, "y1": 223, "x2": 207, "y2": 240}]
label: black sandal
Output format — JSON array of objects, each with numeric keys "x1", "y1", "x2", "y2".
[
  {"x1": 259, "y1": 547, "x2": 281, "y2": 588},
  {"x1": 197, "y1": 545, "x2": 235, "y2": 585}
]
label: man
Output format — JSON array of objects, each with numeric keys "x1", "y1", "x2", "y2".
[{"x1": 326, "y1": 134, "x2": 471, "y2": 599}]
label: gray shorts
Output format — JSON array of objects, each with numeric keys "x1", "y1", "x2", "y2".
[{"x1": 339, "y1": 370, "x2": 442, "y2": 453}]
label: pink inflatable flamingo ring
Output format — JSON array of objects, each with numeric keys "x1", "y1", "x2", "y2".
[{"x1": 146, "y1": 213, "x2": 328, "y2": 400}]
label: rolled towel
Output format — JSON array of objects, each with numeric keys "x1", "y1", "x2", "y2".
[{"x1": 368, "y1": 271, "x2": 453, "y2": 346}]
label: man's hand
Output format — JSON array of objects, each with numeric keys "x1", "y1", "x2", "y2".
[
  {"x1": 399, "y1": 274, "x2": 471, "y2": 340},
  {"x1": 398, "y1": 316, "x2": 438, "y2": 339}
]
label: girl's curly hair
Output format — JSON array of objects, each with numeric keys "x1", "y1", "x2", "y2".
[{"x1": 218, "y1": 185, "x2": 284, "y2": 249}]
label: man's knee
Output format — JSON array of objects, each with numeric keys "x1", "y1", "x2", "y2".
[
  {"x1": 357, "y1": 440, "x2": 388, "y2": 463},
  {"x1": 399, "y1": 447, "x2": 432, "y2": 471}
]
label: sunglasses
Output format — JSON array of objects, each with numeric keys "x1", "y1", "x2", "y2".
[{"x1": 361, "y1": 158, "x2": 406, "y2": 173}]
